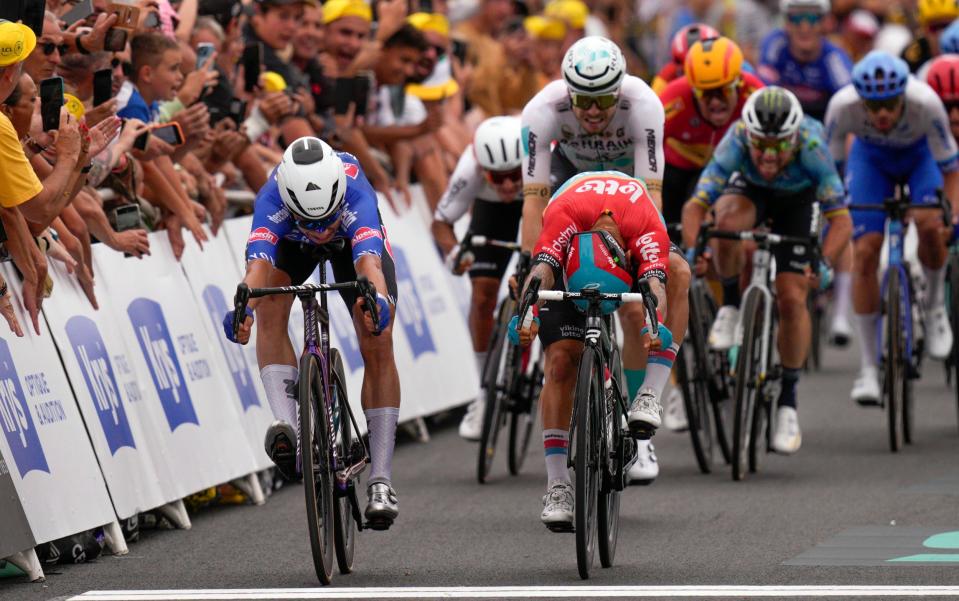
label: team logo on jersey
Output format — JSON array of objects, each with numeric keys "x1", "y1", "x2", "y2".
[
  {"x1": 343, "y1": 163, "x2": 359, "y2": 179},
  {"x1": 0, "y1": 338, "x2": 49, "y2": 477},
  {"x1": 351, "y1": 227, "x2": 383, "y2": 247},
  {"x1": 636, "y1": 233, "x2": 660, "y2": 264},
  {"x1": 248, "y1": 227, "x2": 278, "y2": 245}
]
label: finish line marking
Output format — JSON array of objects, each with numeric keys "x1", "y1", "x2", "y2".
[{"x1": 70, "y1": 586, "x2": 959, "y2": 599}]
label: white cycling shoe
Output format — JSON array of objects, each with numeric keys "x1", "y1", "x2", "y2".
[
  {"x1": 829, "y1": 314, "x2": 853, "y2": 347},
  {"x1": 771, "y1": 407, "x2": 802, "y2": 455},
  {"x1": 541, "y1": 479, "x2": 574, "y2": 532},
  {"x1": 662, "y1": 385, "x2": 688, "y2": 432},
  {"x1": 458, "y1": 397, "x2": 485, "y2": 441},
  {"x1": 628, "y1": 387, "x2": 662, "y2": 437},
  {"x1": 851, "y1": 367, "x2": 881, "y2": 407},
  {"x1": 628, "y1": 440, "x2": 659, "y2": 485},
  {"x1": 709, "y1": 306, "x2": 740, "y2": 351},
  {"x1": 925, "y1": 306, "x2": 953, "y2": 360}
]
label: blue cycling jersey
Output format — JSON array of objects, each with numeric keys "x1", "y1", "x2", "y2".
[
  {"x1": 757, "y1": 29, "x2": 853, "y2": 121},
  {"x1": 245, "y1": 152, "x2": 387, "y2": 265}
]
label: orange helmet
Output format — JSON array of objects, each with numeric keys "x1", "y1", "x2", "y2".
[{"x1": 684, "y1": 37, "x2": 744, "y2": 90}]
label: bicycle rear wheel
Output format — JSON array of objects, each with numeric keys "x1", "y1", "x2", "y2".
[
  {"x1": 696, "y1": 284, "x2": 732, "y2": 465},
  {"x1": 508, "y1": 343, "x2": 541, "y2": 476},
  {"x1": 478, "y1": 300, "x2": 513, "y2": 483},
  {"x1": 300, "y1": 352, "x2": 335, "y2": 584},
  {"x1": 680, "y1": 284, "x2": 714, "y2": 473},
  {"x1": 732, "y1": 291, "x2": 765, "y2": 481},
  {"x1": 598, "y1": 343, "x2": 622, "y2": 568},
  {"x1": 884, "y1": 269, "x2": 905, "y2": 453},
  {"x1": 330, "y1": 350, "x2": 356, "y2": 575},
  {"x1": 949, "y1": 252, "x2": 959, "y2": 433},
  {"x1": 573, "y1": 347, "x2": 600, "y2": 580}
]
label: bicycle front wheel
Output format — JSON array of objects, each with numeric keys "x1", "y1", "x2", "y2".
[
  {"x1": 330, "y1": 350, "x2": 356, "y2": 576},
  {"x1": 884, "y1": 269, "x2": 905, "y2": 453},
  {"x1": 508, "y1": 343, "x2": 541, "y2": 476},
  {"x1": 680, "y1": 284, "x2": 714, "y2": 473},
  {"x1": 948, "y1": 252, "x2": 959, "y2": 432},
  {"x1": 300, "y1": 352, "x2": 335, "y2": 584},
  {"x1": 732, "y1": 291, "x2": 765, "y2": 482},
  {"x1": 573, "y1": 346, "x2": 600, "y2": 580},
  {"x1": 597, "y1": 343, "x2": 622, "y2": 569},
  {"x1": 477, "y1": 300, "x2": 513, "y2": 483}
]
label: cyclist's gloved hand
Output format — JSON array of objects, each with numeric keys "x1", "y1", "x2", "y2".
[
  {"x1": 817, "y1": 262, "x2": 833, "y2": 291},
  {"x1": 364, "y1": 293, "x2": 392, "y2": 333},
  {"x1": 641, "y1": 322, "x2": 674, "y2": 351},
  {"x1": 223, "y1": 306, "x2": 254, "y2": 343},
  {"x1": 508, "y1": 306, "x2": 540, "y2": 346},
  {"x1": 444, "y1": 245, "x2": 475, "y2": 275}
]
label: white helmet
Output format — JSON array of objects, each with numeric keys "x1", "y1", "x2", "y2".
[
  {"x1": 276, "y1": 137, "x2": 346, "y2": 221},
  {"x1": 742, "y1": 86, "x2": 804, "y2": 139},
  {"x1": 562, "y1": 36, "x2": 626, "y2": 95},
  {"x1": 780, "y1": 0, "x2": 830, "y2": 13},
  {"x1": 473, "y1": 116, "x2": 523, "y2": 172}
]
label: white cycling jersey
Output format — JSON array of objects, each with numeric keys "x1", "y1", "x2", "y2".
[
  {"x1": 434, "y1": 150, "x2": 521, "y2": 224},
  {"x1": 521, "y1": 76, "x2": 666, "y2": 186},
  {"x1": 824, "y1": 78, "x2": 959, "y2": 168}
]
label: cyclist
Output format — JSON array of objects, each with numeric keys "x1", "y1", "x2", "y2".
[
  {"x1": 917, "y1": 19, "x2": 959, "y2": 82},
  {"x1": 521, "y1": 35, "x2": 691, "y2": 484},
  {"x1": 223, "y1": 137, "x2": 402, "y2": 528},
  {"x1": 824, "y1": 51, "x2": 959, "y2": 405},
  {"x1": 510, "y1": 170, "x2": 671, "y2": 529},
  {"x1": 651, "y1": 23, "x2": 721, "y2": 95},
  {"x1": 431, "y1": 116, "x2": 524, "y2": 441},
  {"x1": 901, "y1": 0, "x2": 959, "y2": 74},
  {"x1": 681, "y1": 86, "x2": 852, "y2": 454},
  {"x1": 927, "y1": 54, "x2": 959, "y2": 143}
]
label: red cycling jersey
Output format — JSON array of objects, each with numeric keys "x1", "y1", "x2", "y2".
[
  {"x1": 660, "y1": 72, "x2": 764, "y2": 170},
  {"x1": 533, "y1": 172, "x2": 670, "y2": 282}
]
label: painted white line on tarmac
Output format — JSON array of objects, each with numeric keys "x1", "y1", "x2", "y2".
[{"x1": 69, "y1": 586, "x2": 959, "y2": 599}]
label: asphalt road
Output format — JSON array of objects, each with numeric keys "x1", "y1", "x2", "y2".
[{"x1": 5, "y1": 342, "x2": 959, "y2": 600}]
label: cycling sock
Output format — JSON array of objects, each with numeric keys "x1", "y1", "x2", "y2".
[
  {"x1": 624, "y1": 369, "x2": 646, "y2": 400},
  {"x1": 778, "y1": 367, "x2": 801, "y2": 409},
  {"x1": 854, "y1": 312, "x2": 880, "y2": 371},
  {"x1": 643, "y1": 342, "x2": 679, "y2": 398},
  {"x1": 365, "y1": 407, "x2": 399, "y2": 486},
  {"x1": 922, "y1": 264, "x2": 946, "y2": 309},
  {"x1": 721, "y1": 276, "x2": 741, "y2": 307},
  {"x1": 475, "y1": 351, "x2": 488, "y2": 379},
  {"x1": 260, "y1": 364, "x2": 298, "y2": 428},
  {"x1": 543, "y1": 429, "x2": 570, "y2": 484},
  {"x1": 832, "y1": 271, "x2": 852, "y2": 322}
]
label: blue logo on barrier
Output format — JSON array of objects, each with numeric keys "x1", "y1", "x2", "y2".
[
  {"x1": 391, "y1": 245, "x2": 436, "y2": 358},
  {"x1": 201, "y1": 285, "x2": 260, "y2": 411},
  {"x1": 0, "y1": 339, "x2": 49, "y2": 477},
  {"x1": 325, "y1": 265, "x2": 363, "y2": 373},
  {"x1": 127, "y1": 298, "x2": 199, "y2": 431},
  {"x1": 65, "y1": 316, "x2": 136, "y2": 454}
]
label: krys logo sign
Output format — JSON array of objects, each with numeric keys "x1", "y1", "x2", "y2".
[
  {"x1": 0, "y1": 338, "x2": 49, "y2": 477},
  {"x1": 201, "y1": 285, "x2": 260, "y2": 411},
  {"x1": 391, "y1": 245, "x2": 436, "y2": 358},
  {"x1": 65, "y1": 316, "x2": 136, "y2": 454},
  {"x1": 128, "y1": 298, "x2": 199, "y2": 431}
]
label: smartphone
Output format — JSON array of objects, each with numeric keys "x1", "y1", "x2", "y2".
[
  {"x1": 103, "y1": 27, "x2": 128, "y2": 51},
  {"x1": 142, "y1": 10, "x2": 160, "y2": 29},
  {"x1": 40, "y1": 77, "x2": 63, "y2": 132},
  {"x1": 352, "y1": 74, "x2": 370, "y2": 117},
  {"x1": 93, "y1": 69, "x2": 113, "y2": 107},
  {"x1": 61, "y1": 0, "x2": 93, "y2": 26},
  {"x1": 22, "y1": 0, "x2": 45, "y2": 36},
  {"x1": 133, "y1": 129, "x2": 150, "y2": 151},
  {"x1": 151, "y1": 122, "x2": 184, "y2": 146},
  {"x1": 241, "y1": 42, "x2": 263, "y2": 93},
  {"x1": 333, "y1": 77, "x2": 354, "y2": 116},
  {"x1": 196, "y1": 42, "x2": 215, "y2": 70},
  {"x1": 228, "y1": 98, "x2": 247, "y2": 124},
  {"x1": 452, "y1": 39, "x2": 468, "y2": 64},
  {"x1": 107, "y1": 1, "x2": 140, "y2": 30}
]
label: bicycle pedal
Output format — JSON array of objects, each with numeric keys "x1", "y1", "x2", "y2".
[
  {"x1": 628, "y1": 422, "x2": 656, "y2": 440},
  {"x1": 363, "y1": 518, "x2": 393, "y2": 531},
  {"x1": 545, "y1": 522, "x2": 575, "y2": 533},
  {"x1": 855, "y1": 397, "x2": 882, "y2": 408}
]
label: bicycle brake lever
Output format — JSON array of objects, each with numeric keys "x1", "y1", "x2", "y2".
[
  {"x1": 233, "y1": 283, "x2": 250, "y2": 340},
  {"x1": 356, "y1": 276, "x2": 382, "y2": 337}
]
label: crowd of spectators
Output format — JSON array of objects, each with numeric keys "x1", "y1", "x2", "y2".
[{"x1": 0, "y1": 0, "x2": 953, "y2": 339}]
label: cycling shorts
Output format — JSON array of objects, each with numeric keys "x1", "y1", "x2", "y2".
[
  {"x1": 662, "y1": 163, "x2": 702, "y2": 244},
  {"x1": 722, "y1": 172, "x2": 816, "y2": 275},
  {"x1": 468, "y1": 198, "x2": 523, "y2": 280},
  {"x1": 846, "y1": 138, "x2": 943, "y2": 240},
  {"x1": 275, "y1": 239, "x2": 399, "y2": 310}
]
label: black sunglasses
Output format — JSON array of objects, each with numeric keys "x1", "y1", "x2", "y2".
[
  {"x1": 431, "y1": 44, "x2": 446, "y2": 58},
  {"x1": 42, "y1": 42, "x2": 69, "y2": 56}
]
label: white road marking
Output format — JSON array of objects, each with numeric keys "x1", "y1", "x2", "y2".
[{"x1": 69, "y1": 586, "x2": 959, "y2": 600}]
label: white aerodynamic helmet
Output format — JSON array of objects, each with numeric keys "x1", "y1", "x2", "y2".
[
  {"x1": 473, "y1": 116, "x2": 523, "y2": 172},
  {"x1": 276, "y1": 137, "x2": 346, "y2": 221},
  {"x1": 780, "y1": 0, "x2": 830, "y2": 13},
  {"x1": 562, "y1": 36, "x2": 626, "y2": 95}
]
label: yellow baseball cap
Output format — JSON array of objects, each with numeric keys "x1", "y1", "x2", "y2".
[
  {"x1": 322, "y1": 0, "x2": 372, "y2": 24},
  {"x1": 544, "y1": 0, "x2": 588, "y2": 29},
  {"x1": 407, "y1": 12, "x2": 450, "y2": 37},
  {"x1": 64, "y1": 93, "x2": 85, "y2": 119},
  {"x1": 524, "y1": 16, "x2": 566, "y2": 40},
  {"x1": 407, "y1": 55, "x2": 459, "y2": 101},
  {"x1": 0, "y1": 20, "x2": 37, "y2": 68}
]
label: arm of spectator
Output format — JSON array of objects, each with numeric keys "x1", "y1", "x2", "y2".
[
  {"x1": 51, "y1": 216, "x2": 98, "y2": 310},
  {"x1": 362, "y1": 101, "x2": 443, "y2": 147},
  {"x1": 0, "y1": 272, "x2": 23, "y2": 338},
  {"x1": 388, "y1": 141, "x2": 413, "y2": 210},
  {"x1": 0, "y1": 207, "x2": 40, "y2": 335},
  {"x1": 175, "y1": 0, "x2": 199, "y2": 42},
  {"x1": 65, "y1": 13, "x2": 119, "y2": 54},
  {"x1": 73, "y1": 188, "x2": 151, "y2": 258},
  {"x1": 234, "y1": 144, "x2": 270, "y2": 192},
  {"x1": 42, "y1": 232, "x2": 78, "y2": 273},
  {"x1": 376, "y1": 0, "x2": 408, "y2": 41},
  {"x1": 141, "y1": 157, "x2": 208, "y2": 254},
  {"x1": 19, "y1": 108, "x2": 83, "y2": 229},
  {"x1": 177, "y1": 60, "x2": 219, "y2": 107},
  {"x1": 87, "y1": 116, "x2": 122, "y2": 158},
  {"x1": 84, "y1": 99, "x2": 118, "y2": 128},
  {"x1": 333, "y1": 107, "x2": 394, "y2": 202}
]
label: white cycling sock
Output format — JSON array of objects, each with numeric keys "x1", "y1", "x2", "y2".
[
  {"x1": 854, "y1": 312, "x2": 879, "y2": 371},
  {"x1": 642, "y1": 342, "x2": 679, "y2": 399},
  {"x1": 365, "y1": 407, "x2": 399, "y2": 486},
  {"x1": 475, "y1": 351, "x2": 488, "y2": 381},
  {"x1": 832, "y1": 272, "x2": 852, "y2": 324},
  {"x1": 260, "y1": 364, "x2": 298, "y2": 428},
  {"x1": 544, "y1": 429, "x2": 570, "y2": 484},
  {"x1": 923, "y1": 264, "x2": 946, "y2": 309}
]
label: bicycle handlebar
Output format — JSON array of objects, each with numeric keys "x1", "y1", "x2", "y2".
[
  {"x1": 526, "y1": 278, "x2": 660, "y2": 340},
  {"x1": 469, "y1": 235, "x2": 523, "y2": 251},
  {"x1": 705, "y1": 229, "x2": 814, "y2": 247}
]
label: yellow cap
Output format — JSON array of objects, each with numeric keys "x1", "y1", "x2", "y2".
[
  {"x1": 406, "y1": 55, "x2": 459, "y2": 100},
  {"x1": 407, "y1": 12, "x2": 450, "y2": 37},
  {"x1": 261, "y1": 71, "x2": 287, "y2": 92},
  {"x1": 544, "y1": 0, "x2": 588, "y2": 29},
  {"x1": 918, "y1": 0, "x2": 959, "y2": 24},
  {"x1": 64, "y1": 93, "x2": 85, "y2": 119},
  {"x1": 322, "y1": 0, "x2": 372, "y2": 24},
  {"x1": 524, "y1": 16, "x2": 566, "y2": 40},
  {"x1": 0, "y1": 20, "x2": 36, "y2": 68}
]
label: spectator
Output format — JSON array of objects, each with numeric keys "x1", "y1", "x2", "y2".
[
  {"x1": 835, "y1": 9, "x2": 879, "y2": 62},
  {"x1": 454, "y1": 0, "x2": 513, "y2": 118},
  {"x1": 525, "y1": 16, "x2": 566, "y2": 83},
  {"x1": 496, "y1": 17, "x2": 544, "y2": 112},
  {"x1": 543, "y1": 0, "x2": 591, "y2": 51},
  {"x1": 901, "y1": 0, "x2": 959, "y2": 73}
]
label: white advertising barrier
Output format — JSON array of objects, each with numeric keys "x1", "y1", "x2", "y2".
[
  {"x1": 91, "y1": 233, "x2": 260, "y2": 499},
  {"x1": 43, "y1": 260, "x2": 171, "y2": 520},
  {"x1": 0, "y1": 264, "x2": 116, "y2": 545},
  {"x1": 177, "y1": 228, "x2": 273, "y2": 470}
]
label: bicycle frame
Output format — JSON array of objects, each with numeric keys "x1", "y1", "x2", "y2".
[
  {"x1": 739, "y1": 247, "x2": 776, "y2": 382},
  {"x1": 878, "y1": 213, "x2": 916, "y2": 368}
]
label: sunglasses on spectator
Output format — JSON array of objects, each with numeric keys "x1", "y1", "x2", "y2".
[
  {"x1": 929, "y1": 20, "x2": 953, "y2": 33},
  {"x1": 297, "y1": 208, "x2": 344, "y2": 233},
  {"x1": 42, "y1": 42, "x2": 69, "y2": 56},
  {"x1": 484, "y1": 167, "x2": 522, "y2": 184},
  {"x1": 570, "y1": 92, "x2": 619, "y2": 110},
  {"x1": 748, "y1": 134, "x2": 794, "y2": 153},
  {"x1": 693, "y1": 80, "x2": 738, "y2": 101},
  {"x1": 786, "y1": 12, "x2": 823, "y2": 25},
  {"x1": 863, "y1": 96, "x2": 902, "y2": 112},
  {"x1": 431, "y1": 44, "x2": 446, "y2": 58}
]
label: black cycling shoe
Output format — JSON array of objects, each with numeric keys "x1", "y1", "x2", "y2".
[{"x1": 265, "y1": 421, "x2": 298, "y2": 481}]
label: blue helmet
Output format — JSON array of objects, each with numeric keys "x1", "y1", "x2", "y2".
[
  {"x1": 565, "y1": 230, "x2": 633, "y2": 315},
  {"x1": 940, "y1": 19, "x2": 959, "y2": 54},
  {"x1": 852, "y1": 50, "x2": 910, "y2": 100}
]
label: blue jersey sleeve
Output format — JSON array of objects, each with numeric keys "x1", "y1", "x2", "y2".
[
  {"x1": 338, "y1": 153, "x2": 388, "y2": 262},
  {"x1": 822, "y1": 43, "x2": 853, "y2": 93},
  {"x1": 798, "y1": 120, "x2": 848, "y2": 217},
  {"x1": 757, "y1": 30, "x2": 787, "y2": 84},
  {"x1": 245, "y1": 170, "x2": 294, "y2": 264},
  {"x1": 691, "y1": 123, "x2": 747, "y2": 208}
]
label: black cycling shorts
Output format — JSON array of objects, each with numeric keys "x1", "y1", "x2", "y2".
[
  {"x1": 662, "y1": 164, "x2": 702, "y2": 244},
  {"x1": 722, "y1": 172, "x2": 815, "y2": 274},
  {"x1": 274, "y1": 239, "x2": 399, "y2": 311},
  {"x1": 468, "y1": 198, "x2": 523, "y2": 280}
]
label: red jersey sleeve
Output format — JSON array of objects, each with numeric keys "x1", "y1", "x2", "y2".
[
  {"x1": 626, "y1": 201, "x2": 670, "y2": 282},
  {"x1": 532, "y1": 200, "x2": 582, "y2": 276}
]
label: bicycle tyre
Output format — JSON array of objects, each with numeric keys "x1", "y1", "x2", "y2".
[
  {"x1": 696, "y1": 285, "x2": 732, "y2": 465},
  {"x1": 732, "y1": 291, "x2": 765, "y2": 481},
  {"x1": 949, "y1": 253, "x2": 959, "y2": 433},
  {"x1": 885, "y1": 269, "x2": 904, "y2": 453},
  {"x1": 573, "y1": 346, "x2": 600, "y2": 580},
  {"x1": 477, "y1": 301, "x2": 511, "y2": 483},
  {"x1": 681, "y1": 285, "x2": 714, "y2": 473},
  {"x1": 598, "y1": 342, "x2": 622, "y2": 568},
  {"x1": 330, "y1": 350, "x2": 356, "y2": 575},
  {"x1": 508, "y1": 346, "x2": 540, "y2": 476},
  {"x1": 299, "y1": 352, "x2": 335, "y2": 584}
]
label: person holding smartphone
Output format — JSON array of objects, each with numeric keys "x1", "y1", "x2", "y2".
[{"x1": 22, "y1": 12, "x2": 66, "y2": 83}]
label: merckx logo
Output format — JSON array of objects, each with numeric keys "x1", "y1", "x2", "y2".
[
  {"x1": 0, "y1": 339, "x2": 49, "y2": 477},
  {"x1": 646, "y1": 128, "x2": 658, "y2": 173}
]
